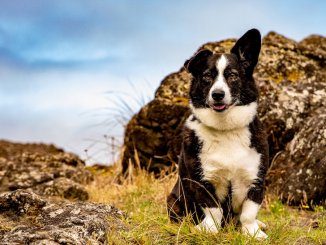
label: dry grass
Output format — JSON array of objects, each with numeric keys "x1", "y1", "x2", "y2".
[{"x1": 86, "y1": 164, "x2": 326, "y2": 244}]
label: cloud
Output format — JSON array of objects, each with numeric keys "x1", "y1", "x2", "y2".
[{"x1": 0, "y1": 0, "x2": 325, "y2": 71}]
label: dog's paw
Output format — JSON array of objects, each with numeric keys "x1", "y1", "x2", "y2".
[
  {"x1": 242, "y1": 221, "x2": 268, "y2": 240},
  {"x1": 195, "y1": 217, "x2": 220, "y2": 232},
  {"x1": 256, "y1": 219, "x2": 267, "y2": 230}
]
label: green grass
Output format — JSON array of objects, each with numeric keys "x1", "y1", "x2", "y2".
[{"x1": 86, "y1": 166, "x2": 326, "y2": 244}]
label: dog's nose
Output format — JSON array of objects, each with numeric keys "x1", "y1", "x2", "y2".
[{"x1": 212, "y1": 89, "x2": 225, "y2": 101}]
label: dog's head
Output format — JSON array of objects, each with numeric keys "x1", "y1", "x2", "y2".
[{"x1": 185, "y1": 29, "x2": 261, "y2": 129}]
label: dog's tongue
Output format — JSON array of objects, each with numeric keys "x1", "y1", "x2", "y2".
[{"x1": 214, "y1": 104, "x2": 226, "y2": 110}]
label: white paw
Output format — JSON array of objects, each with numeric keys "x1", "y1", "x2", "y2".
[
  {"x1": 256, "y1": 219, "x2": 267, "y2": 230},
  {"x1": 242, "y1": 221, "x2": 268, "y2": 240},
  {"x1": 195, "y1": 217, "x2": 220, "y2": 232}
]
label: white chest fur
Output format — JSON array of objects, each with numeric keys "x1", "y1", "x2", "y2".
[{"x1": 186, "y1": 117, "x2": 261, "y2": 212}]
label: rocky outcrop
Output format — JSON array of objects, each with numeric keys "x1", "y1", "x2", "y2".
[
  {"x1": 0, "y1": 140, "x2": 93, "y2": 201},
  {"x1": 0, "y1": 189, "x2": 126, "y2": 244},
  {"x1": 122, "y1": 32, "x2": 326, "y2": 206},
  {"x1": 266, "y1": 107, "x2": 326, "y2": 206},
  {"x1": 0, "y1": 140, "x2": 64, "y2": 158},
  {"x1": 0, "y1": 141, "x2": 126, "y2": 244}
]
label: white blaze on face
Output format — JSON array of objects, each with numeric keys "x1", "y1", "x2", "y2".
[{"x1": 208, "y1": 55, "x2": 232, "y2": 105}]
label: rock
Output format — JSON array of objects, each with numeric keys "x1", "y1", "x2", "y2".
[
  {"x1": 266, "y1": 108, "x2": 326, "y2": 206},
  {"x1": 122, "y1": 98, "x2": 190, "y2": 173},
  {"x1": 0, "y1": 141, "x2": 126, "y2": 243},
  {"x1": 0, "y1": 140, "x2": 64, "y2": 159},
  {"x1": 298, "y1": 35, "x2": 326, "y2": 62},
  {"x1": 0, "y1": 140, "x2": 93, "y2": 201},
  {"x1": 122, "y1": 32, "x2": 326, "y2": 205},
  {"x1": 31, "y1": 177, "x2": 89, "y2": 201},
  {"x1": 0, "y1": 189, "x2": 126, "y2": 244},
  {"x1": 0, "y1": 189, "x2": 47, "y2": 215},
  {"x1": 255, "y1": 33, "x2": 326, "y2": 159}
]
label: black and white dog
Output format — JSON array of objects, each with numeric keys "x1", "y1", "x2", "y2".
[{"x1": 167, "y1": 29, "x2": 269, "y2": 239}]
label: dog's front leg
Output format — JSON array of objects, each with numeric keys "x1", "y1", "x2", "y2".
[{"x1": 193, "y1": 180, "x2": 223, "y2": 232}]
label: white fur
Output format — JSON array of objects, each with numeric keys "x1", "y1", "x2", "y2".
[
  {"x1": 187, "y1": 99, "x2": 266, "y2": 239},
  {"x1": 186, "y1": 116, "x2": 261, "y2": 209},
  {"x1": 189, "y1": 102, "x2": 257, "y2": 131},
  {"x1": 256, "y1": 219, "x2": 267, "y2": 229},
  {"x1": 195, "y1": 207, "x2": 223, "y2": 232},
  {"x1": 208, "y1": 55, "x2": 232, "y2": 105},
  {"x1": 240, "y1": 200, "x2": 268, "y2": 239}
]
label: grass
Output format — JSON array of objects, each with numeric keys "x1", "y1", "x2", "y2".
[{"x1": 86, "y1": 165, "x2": 326, "y2": 244}]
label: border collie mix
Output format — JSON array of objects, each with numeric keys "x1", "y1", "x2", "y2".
[{"x1": 167, "y1": 29, "x2": 269, "y2": 239}]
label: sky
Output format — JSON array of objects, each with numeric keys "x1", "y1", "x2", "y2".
[{"x1": 0, "y1": 0, "x2": 325, "y2": 164}]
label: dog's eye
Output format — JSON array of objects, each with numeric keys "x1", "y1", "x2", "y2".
[
  {"x1": 202, "y1": 72, "x2": 212, "y2": 81},
  {"x1": 229, "y1": 73, "x2": 238, "y2": 79},
  {"x1": 227, "y1": 71, "x2": 239, "y2": 80}
]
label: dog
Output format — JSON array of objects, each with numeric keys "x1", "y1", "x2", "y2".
[{"x1": 167, "y1": 29, "x2": 269, "y2": 239}]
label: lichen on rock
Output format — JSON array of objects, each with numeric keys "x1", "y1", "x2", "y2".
[
  {"x1": 267, "y1": 108, "x2": 326, "y2": 206},
  {"x1": 0, "y1": 189, "x2": 126, "y2": 244},
  {"x1": 0, "y1": 140, "x2": 93, "y2": 201}
]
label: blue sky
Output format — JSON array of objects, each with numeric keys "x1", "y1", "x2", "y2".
[{"x1": 0, "y1": 0, "x2": 325, "y2": 164}]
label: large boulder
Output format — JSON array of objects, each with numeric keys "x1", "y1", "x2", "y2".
[
  {"x1": 122, "y1": 32, "x2": 326, "y2": 206},
  {"x1": 0, "y1": 140, "x2": 93, "y2": 201},
  {"x1": 0, "y1": 189, "x2": 126, "y2": 244},
  {"x1": 266, "y1": 108, "x2": 326, "y2": 206}
]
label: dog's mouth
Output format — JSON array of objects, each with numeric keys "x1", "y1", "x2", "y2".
[{"x1": 211, "y1": 103, "x2": 227, "y2": 112}]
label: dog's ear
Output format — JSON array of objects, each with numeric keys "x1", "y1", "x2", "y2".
[
  {"x1": 231, "y1": 29, "x2": 261, "y2": 75},
  {"x1": 184, "y1": 49, "x2": 213, "y2": 76}
]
